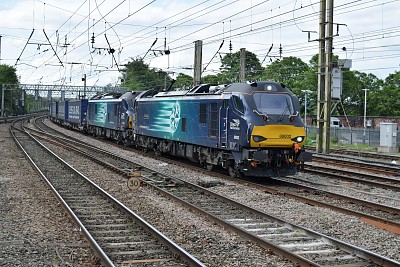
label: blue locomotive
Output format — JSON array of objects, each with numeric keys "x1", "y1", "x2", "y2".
[
  {"x1": 133, "y1": 81, "x2": 311, "y2": 177},
  {"x1": 86, "y1": 92, "x2": 138, "y2": 142},
  {"x1": 49, "y1": 81, "x2": 311, "y2": 177}
]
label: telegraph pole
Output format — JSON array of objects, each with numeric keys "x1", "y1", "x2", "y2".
[
  {"x1": 323, "y1": 0, "x2": 334, "y2": 154},
  {"x1": 1, "y1": 85, "x2": 4, "y2": 117},
  {"x1": 193, "y1": 40, "x2": 203, "y2": 85},
  {"x1": 316, "y1": 0, "x2": 334, "y2": 154},
  {"x1": 0, "y1": 36, "x2": 3, "y2": 115},
  {"x1": 362, "y1": 88, "x2": 369, "y2": 138},
  {"x1": 316, "y1": 0, "x2": 326, "y2": 153},
  {"x1": 83, "y1": 74, "x2": 87, "y2": 99},
  {"x1": 0, "y1": 35, "x2": 2, "y2": 64},
  {"x1": 239, "y1": 48, "x2": 246, "y2": 82}
]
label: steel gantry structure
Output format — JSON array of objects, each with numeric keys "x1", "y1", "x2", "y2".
[{"x1": 1, "y1": 83, "x2": 129, "y2": 117}]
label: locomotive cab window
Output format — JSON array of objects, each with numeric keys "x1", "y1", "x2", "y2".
[
  {"x1": 208, "y1": 103, "x2": 218, "y2": 138},
  {"x1": 121, "y1": 99, "x2": 128, "y2": 111},
  {"x1": 199, "y1": 103, "x2": 207, "y2": 123},
  {"x1": 232, "y1": 95, "x2": 244, "y2": 113},
  {"x1": 253, "y1": 93, "x2": 294, "y2": 115},
  {"x1": 181, "y1": 118, "x2": 186, "y2": 132}
]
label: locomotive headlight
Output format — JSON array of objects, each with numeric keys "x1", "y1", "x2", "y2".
[
  {"x1": 291, "y1": 136, "x2": 305, "y2": 143},
  {"x1": 253, "y1": 135, "x2": 267, "y2": 142}
]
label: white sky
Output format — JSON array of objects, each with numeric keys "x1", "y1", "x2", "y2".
[{"x1": 0, "y1": 0, "x2": 399, "y2": 87}]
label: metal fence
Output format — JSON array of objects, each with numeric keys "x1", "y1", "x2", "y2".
[{"x1": 306, "y1": 126, "x2": 400, "y2": 147}]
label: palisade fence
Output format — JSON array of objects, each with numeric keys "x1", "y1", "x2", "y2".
[{"x1": 306, "y1": 126, "x2": 400, "y2": 148}]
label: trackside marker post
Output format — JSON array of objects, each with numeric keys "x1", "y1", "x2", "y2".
[{"x1": 127, "y1": 170, "x2": 142, "y2": 190}]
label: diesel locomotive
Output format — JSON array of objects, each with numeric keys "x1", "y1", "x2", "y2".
[{"x1": 49, "y1": 81, "x2": 311, "y2": 177}]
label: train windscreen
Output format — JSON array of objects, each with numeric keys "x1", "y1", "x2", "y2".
[{"x1": 253, "y1": 93, "x2": 294, "y2": 115}]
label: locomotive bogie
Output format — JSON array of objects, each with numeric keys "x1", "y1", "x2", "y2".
[{"x1": 238, "y1": 148, "x2": 298, "y2": 177}]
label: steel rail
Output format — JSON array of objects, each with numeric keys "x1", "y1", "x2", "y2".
[
  {"x1": 11, "y1": 119, "x2": 205, "y2": 267},
  {"x1": 304, "y1": 165, "x2": 400, "y2": 191},
  {"x1": 11, "y1": 121, "x2": 115, "y2": 266},
  {"x1": 305, "y1": 146, "x2": 400, "y2": 162},
  {"x1": 311, "y1": 154, "x2": 400, "y2": 177},
  {"x1": 33, "y1": 121, "x2": 400, "y2": 267}
]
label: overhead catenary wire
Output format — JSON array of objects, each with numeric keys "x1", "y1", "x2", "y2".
[
  {"x1": 19, "y1": 0, "x2": 156, "y2": 84},
  {"x1": 12, "y1": 0, "x2": 400, "y2": 85},
  {"x1": 144, "y1": 0, "x2": 399, "y2": 70}
]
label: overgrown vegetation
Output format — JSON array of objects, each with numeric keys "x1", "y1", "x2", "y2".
[
  {"x1": 0, "y1": 64, "x2": 50, "y2": 115},
  {"x1": 0, "y1": 64, "x2": 21, "y2": 115}
]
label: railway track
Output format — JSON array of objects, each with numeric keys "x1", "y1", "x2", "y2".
[
  {"x1": 192, "y1": 162, "x2": 400, "y2": 236},
  {"x1": 31, "y1": 118, "x2": 400, "y2": 266},
  {"x1": 11, "y1": 118, "x2": 205, "y2": 267},
  {"x1": 312, "y1": 154, "x2": 400, "y2": 177},
  {"x1": 0, "y1": 112, "x2": 47, "y2": 125},
  {"x1": 37, "y1": 117, "x2": 400, "y2": 233},
  {"x1": 157, "y1": 153, "x2": 400, "y2": 235},
  {"x1": 305, "y1": 145, "x2": 400, "y2": 163},
  {"x1": 303, "y1": 148, "x2": 400, "y2": 191},
  {"x1": 304, "y1": 164, "x2": 400, "y2": 191},
  {"x1": 269, "y1": 178, "x2": 400, "y2": 234}
]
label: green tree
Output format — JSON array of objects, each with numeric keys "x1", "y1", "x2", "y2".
[
  {"x1": 174, "y1": 73, "x2": 193, "y2": 89},
  {"x1": 339, "y1": 71, "x2": 383, "y2": 116},
  {"x1": 219, "y1": 50, "x2": 263, "y2": 83},
  {"x1": 372, "y1": 71, "x2": 400, "y2": 116},
  {"x1": 262, "y1": 56, "x2": 311, "y2": 95},
  {"x1": 121, "y1": 58, "x2": 171, "y2": 90},
  {"x1": 0, "y1": 64, "x2": 18, "y2": 84},
  {"x1": 202, "y1": 74, "x2": 221, "y2": 84},
  {"x1": 0, "y1": 64, "x2": 20, "y2": 115},
  {"x1": 262, "y1": 56, "x2": 315, "y2": 116}
]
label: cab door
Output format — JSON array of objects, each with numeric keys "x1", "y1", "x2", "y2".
[
  {"x1": 219, "y1": 100, "x2": 229, "y2": 148},
  {"x1": 228, "y1": 95, "x2": 245, "y2": 151}
]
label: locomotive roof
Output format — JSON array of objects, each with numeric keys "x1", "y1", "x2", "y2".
[
  {"x1": 223, "y1": 81, "x2": 293, "y2": 94},
  {"x1": 138, "y1": 81, "x2": 293, "y2": 100},
  {"x1": 89, "y1": 91, "x2": 142, "y2": 101},
  {"x1": 90, "y1": 92, "x2": 123, "y2": 100}
]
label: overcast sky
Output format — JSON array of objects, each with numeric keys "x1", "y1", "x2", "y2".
[{"x1": 0, "y1": 0, "x2": 399, "y2": 87}]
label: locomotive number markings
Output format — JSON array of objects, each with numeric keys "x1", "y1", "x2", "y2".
[{"x1": 279, "y1": 134, "x2": 291, "y2": 139}]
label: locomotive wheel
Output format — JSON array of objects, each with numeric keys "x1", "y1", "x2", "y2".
[
  {"x1": 205, "y1": 163, "x2": 214, "y2": 171},
  {"x1": 228, "y1": 163, "x2": 238, "y2": 178},
  {"x1": 228, "y1": 165, "x2": 237, "y2": 178}
]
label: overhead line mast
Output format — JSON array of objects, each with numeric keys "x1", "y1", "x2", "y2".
[
  {"x1": 322, "y1": 0, "x2": 334, "y2": 154},
  {"x1": 316, "y1": 0, "x2": 334, "y2": 154},
  {"x1": 316, "y1": 0, "x2": 326, "y2": 154}
]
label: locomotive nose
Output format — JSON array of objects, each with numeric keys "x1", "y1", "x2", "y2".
[{"x1": 250, "y1": 125, "x2": 306, "y2": 148}]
